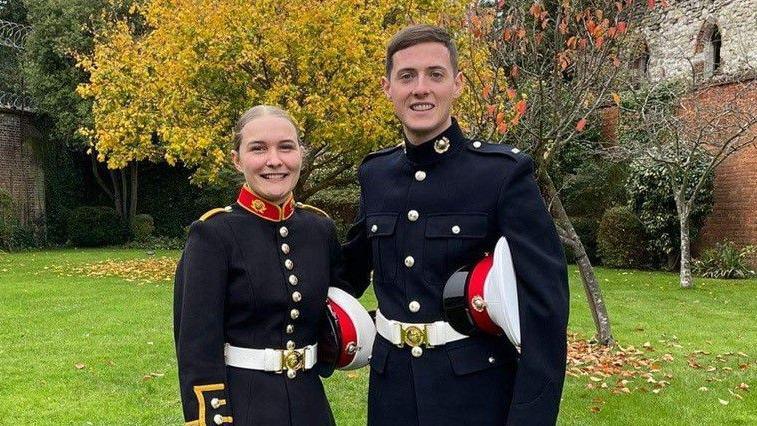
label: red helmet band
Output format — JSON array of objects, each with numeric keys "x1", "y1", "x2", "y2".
[
  {"x1": 328, "y1": 298, "x2": 358, "y2": 368},
  {"x1": 467, "y1": 255, "x2": 502, "y2": 335}
]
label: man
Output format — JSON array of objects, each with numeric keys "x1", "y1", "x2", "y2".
[{"x1": 341, "y1": 25, "x2": 569, "y2": 425}]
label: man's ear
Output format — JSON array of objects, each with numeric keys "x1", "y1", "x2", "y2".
[
  {"x1": 453, "y1": 71, "x2": 465, "y2": 98},
  {"x1": 381, "y1": 76, "x2": 391, "y2": 98}
]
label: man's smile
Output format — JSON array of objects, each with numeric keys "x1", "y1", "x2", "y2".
[{"x1": 410, "y1": 102, "x2": 435, "y2": 111}]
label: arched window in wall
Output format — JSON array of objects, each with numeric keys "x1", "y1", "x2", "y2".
[
  {"x1": 709, "y1": 26, "x2": 722, "y2": 73},
  {"x1": 696, "y1": 21, "x2": 723, "y2": 78}
]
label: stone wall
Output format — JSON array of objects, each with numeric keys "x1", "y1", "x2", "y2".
[
  {"x1": 0, "y1": 110, "x2": 45, "y2": 227},
  {"x1": 639, "y1": 1, "x2": 757, "y2": 266},
  {"x1": 642, "y1": 0, "x2": 757, "y2": 84}
]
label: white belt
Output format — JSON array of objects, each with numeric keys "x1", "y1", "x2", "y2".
[
  {"x1": 224, "y1": 343, "x2": 317, "y2": 375},
  {"x1": 375, "y1": 310, "x2": 467, "y2": 348}
]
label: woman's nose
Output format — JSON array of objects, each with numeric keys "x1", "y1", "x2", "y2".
[{"x1": 265, "y1": 150, "x2": 283, "y2": 167}]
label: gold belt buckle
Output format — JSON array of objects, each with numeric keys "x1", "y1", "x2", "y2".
[
  {"x1": 281, "y1": 349, "x2": 305, "y2": 378},
  {"x1": 399, "y1": 324, "x2": 432, "y2": 348}
]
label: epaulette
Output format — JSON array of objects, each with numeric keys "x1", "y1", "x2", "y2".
[
  {"x1": 199, "y1": 206, "x2": 232, "y2": 221},
  {"x1": 295, "y1": 202, "x2": 330, "y2": 218},
  {"x1": 361, "y1": 144, "x2": 403, "y2": 165},
  {"x1": 466, "y1": 140, "x2": 524, "y2": 161}
]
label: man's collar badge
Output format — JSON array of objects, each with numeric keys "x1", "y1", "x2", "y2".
[{"x1": 434, "y1": 137, "x2": 450, "y2": 154}]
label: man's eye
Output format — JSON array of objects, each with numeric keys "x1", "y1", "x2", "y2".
[
  {"x1": 250, "y1": 145, "x2": 265, "y2": 152},
  {"x1": 431, "y1": 72, "x2": 444, "y2": 79},
  {"x1": 280, "y1": 144, "x2": 295, "y2": 151},
  {"x1": 399, "y1": 73, "x2": 413, "y2": 80}
]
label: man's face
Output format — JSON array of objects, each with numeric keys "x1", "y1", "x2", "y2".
[{"x1": 382, "y1": 42, "x2": 463, "y2": 145}]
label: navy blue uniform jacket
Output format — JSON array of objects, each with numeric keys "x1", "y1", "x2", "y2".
[
  {"x1": 174, "y1": 191, "x2": 340, "y2": 426},
  {"x1": 342, "y1": 120, "x2": 569, "y2": 425}
]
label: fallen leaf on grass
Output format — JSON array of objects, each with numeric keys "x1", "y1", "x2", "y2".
[
  {"x1": 698, "y1": 387, "x2": 708, "y2": 392},
  {"x1": 75, "y1": 363, "x2": 86, "y2": 370},
  {"x1": 718, "y1": 398, "x2": 729, "y2": 405},
  {"x1": 738, "y1": 383, "x2": 749, "y2": 390}
]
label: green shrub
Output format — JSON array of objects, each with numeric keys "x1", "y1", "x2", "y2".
[
  {"x1": 597, "y1": 206, "x2": 647, "y2": 269},
  {"x1": 131, "y1": 214, "x2": 155, "y2": 241},
  {"x1": 693, "y1": 242, "x2": 756, "y2": 279},
  {"x1": 123, "y1": 235, "x2": 186, "y2": 250},
  {"x1": 0, "y1": 190, "x2": 43, "y2": 251},
  {"x1": 68, "y1": 206, "x2": 128, "y2": 247},
  {"x1": 626, "y1": 151, "x2": 713, "y2": 269}
]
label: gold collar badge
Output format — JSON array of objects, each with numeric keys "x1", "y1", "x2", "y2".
[
  {"x1": 251, "y1": 199, "x2": 267, "y2": 213},
  {"x1": 434, "y1": 137, "x2": 450, "y2": 154}
]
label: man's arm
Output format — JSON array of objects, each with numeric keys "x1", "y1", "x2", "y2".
[
  {"x1": 339, "y1": 184, "x2": 373, "y2": 298},
  {"x1": 496, "y1": 156, "x2": 569, "y2": 425}
]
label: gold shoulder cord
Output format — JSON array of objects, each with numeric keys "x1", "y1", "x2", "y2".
[
  {"x1": 199, "y1": 206, "x2": 232, "y2": 221},
  {"x1": 295, "y1": 202, "x2": 330, "y2": 219}
]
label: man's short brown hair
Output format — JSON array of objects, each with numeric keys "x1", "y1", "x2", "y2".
[{"x1": 385, "y1": 25, "x2": 458, "y2": 78}]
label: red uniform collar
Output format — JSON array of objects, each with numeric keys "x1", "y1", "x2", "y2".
[{"x1": 236, "y1": 184, "x2": 295, "y2": 222}]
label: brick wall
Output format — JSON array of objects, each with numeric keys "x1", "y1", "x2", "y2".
[
  {"x1": 0, "y1": 111, "x2": 45, "y2": 226},
  {"x1": 691, "y1": 82, "x2": 757, "y2": 267}
]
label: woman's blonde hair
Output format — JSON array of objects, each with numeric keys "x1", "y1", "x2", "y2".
[{"x1": 232, "y1": 105, "x2": 301, "y2": 150}]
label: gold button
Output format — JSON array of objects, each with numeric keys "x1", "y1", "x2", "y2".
[
  {"x1": 404, "y1": 256, "x2": 415, "y2": 267},
  {"x1": 371, "y1": 224, "x2": 378, "y2": 233},
  {"x1": 451, "y1": 225, "x2": 461, "y2": 234},
  {"x1": 279, "y1": 226, "x2": 289, "y2": 237},
  {"x1": 287, "y1": 370, "x2": 297, "y2": 379},
  {"x1": 287, "y1": 340, "x2": 295, "y2": 350},
  {"x1": 473, "y1": 141, "x2": 482, "y2": 148},
  {"x1": 415, "y1": 170, "x2": 426, "y2": 181},
  {"x1": 407, "y1": 210, "x2": 419, "y2": 221},
  {"x1": 290, "y1": 309, "x2": 300, "y2": 320},
  {"x1": 285, "y1": 259, "x2": 294, "y2": 270},
  {"x1": 281, "y1": 243, "x2": 290, "y2": 254},
  {"x1": 286, "y1": 324, "x2": 294, "y2": 334},
  {"x1": 408, "y1": 301, "x2": 420, "y2": 312},
  {"x1": 288, "y1": 275, "x2": 298, "y2": 285},
  {"x1": 411, "y1": 346, "x2": 423, "y2": 357},
  {"x1": 292, "y1": 291, "x2": 302, "y2": 302}
]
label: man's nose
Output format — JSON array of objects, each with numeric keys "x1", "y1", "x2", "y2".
[{"x1": 412, "y1": 76, "x2": 431, "y2": 97}]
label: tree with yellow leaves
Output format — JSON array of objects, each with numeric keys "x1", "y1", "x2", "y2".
[{"x1": 79, "y1": 0, "x2": 471, "y2": 203}]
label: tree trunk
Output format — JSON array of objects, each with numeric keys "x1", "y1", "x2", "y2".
[
  {"x1": 129, "y1": 162, "x2": 138, "y2": 224},
  {"x1": 109, "y1": 169, "x2": 123, "y2": 217},
  {"x1": 543, "y1": 173, "x2": 614, "y2": 345},
  {"x1": 120, "y1": 168, "x2": 128, "y2": 220},
  {"x1": 678, "y1": 207, "x2": 693, "y2": 289}
]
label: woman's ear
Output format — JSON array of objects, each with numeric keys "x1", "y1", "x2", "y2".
[{"x1": 231, "y1": 149, "x2": 243, "y2": 173}]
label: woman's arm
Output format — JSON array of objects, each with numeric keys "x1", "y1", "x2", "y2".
[{"x1": 174, "y1": 219, "x2": 233, "y2": 426}]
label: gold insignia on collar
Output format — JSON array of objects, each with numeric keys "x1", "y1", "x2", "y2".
[
  {"x1": 251, "y1": 199, "x2": 267, "y2": 213},
  {"x1": 434, "y1": 137, "x2": 450, "y2": 154}
]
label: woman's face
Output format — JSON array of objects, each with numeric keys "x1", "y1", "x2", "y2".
[{"x1": 232, "y1": 115, "x2": 303, "y2": 204}]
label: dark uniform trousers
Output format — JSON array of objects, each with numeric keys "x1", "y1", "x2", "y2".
[
  {"x1": 174, "y1": 194, "x2": 341, "y2": 426},
  {"x1": 342, "y1": 120, "x2": 569, "y2": 426}
]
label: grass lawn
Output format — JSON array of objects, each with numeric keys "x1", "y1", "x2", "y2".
[{"x1": 0, "y1": 248, "x2": 754, "y2": 425}]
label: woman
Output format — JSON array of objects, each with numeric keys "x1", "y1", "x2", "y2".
[{"x1": 174, "y1": 105, "x2": 340, "y2": 426}]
